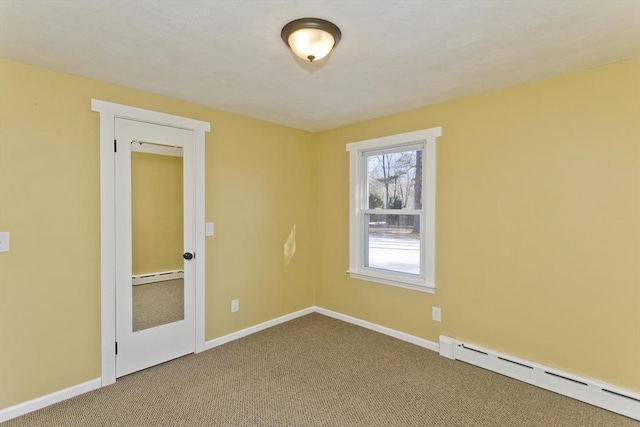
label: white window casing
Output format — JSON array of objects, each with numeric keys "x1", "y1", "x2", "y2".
[{"x1": 346, "y1": 127, "x2": 442, "y2": 293}]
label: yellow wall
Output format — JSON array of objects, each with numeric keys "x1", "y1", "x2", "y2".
[
  {"x1": 0, "y1": 58, "x2": 316, "y2": 408},
  {"x1": 1, "y1": 56, "x2": 638, "y2": 410},
  {"x1": 315, "y1": 57, "x2": 640, "y2": 392},
  {"x1": 131, "y1": 152, "x2": 184, "y2": 275}
]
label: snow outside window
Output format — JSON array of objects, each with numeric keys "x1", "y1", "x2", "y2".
[{"x1": 346, "y1": 127, "x2": 442, "y2": 293}]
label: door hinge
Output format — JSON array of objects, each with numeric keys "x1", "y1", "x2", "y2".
[
  {"x1": 115, "y1": 342, "x2": 118, "y2": 355},
  {"x1": 114, "y1": 139, "x2": 117, "y2": 152}
]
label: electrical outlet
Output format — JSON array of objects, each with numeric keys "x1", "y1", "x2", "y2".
[
  {"x1": 0, "y1": 232, "x2": 9, "y2": 253},
  {"x1": 231, "y1": 299, "x2": 239, "y2": 313},
  {"x1": 432, "y1": 306, "x2": 441, "y2": 322}
]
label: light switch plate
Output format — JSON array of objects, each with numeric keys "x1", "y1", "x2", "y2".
[
  {"x1": 0, "y1": 232, "x2": 10, "y2": 253},
  {"x1": 205, "y1": 222, "x2": 214, "y2": 236}
]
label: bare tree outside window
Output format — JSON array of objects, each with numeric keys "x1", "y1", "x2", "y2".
[
  {"x1": 368, "y1": 150, "x2": 419, "y2": 210},
  {"x1": 413, "y1": 150, "x2": 422, "y2": 233}
]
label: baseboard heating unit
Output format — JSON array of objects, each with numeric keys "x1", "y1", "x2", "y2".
[
  {"x1": 132, "y1": 270, "x2": 184, "y2": 286},
  {"x1": 438, "y1": 336, "x2": 639, "y2": 420}
]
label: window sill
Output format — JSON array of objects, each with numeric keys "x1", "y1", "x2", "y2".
[{"x1": 347, "y1": 270, "x2": 436, "y2": 294}]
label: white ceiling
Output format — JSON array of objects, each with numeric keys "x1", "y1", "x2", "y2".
[{"x1": 1, "y1": 1, "x2": 638, "y2": 132}]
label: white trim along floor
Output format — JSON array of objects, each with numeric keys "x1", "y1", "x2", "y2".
[{"x1": 1, "y1": 306, "x2": 638, "y2": 422}]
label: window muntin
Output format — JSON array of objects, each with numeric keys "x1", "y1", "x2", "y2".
[{"x1": 347, "y1": 128, "x2": 441, "y2": 293}]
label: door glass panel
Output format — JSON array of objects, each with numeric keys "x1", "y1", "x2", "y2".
[{"x1": 131, "y1": 147, "x2": 184, "y2": 332}]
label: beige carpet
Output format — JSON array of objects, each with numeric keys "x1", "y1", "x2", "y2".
[
  {"x1": 132, "y1": 279, "x2": 184, "y2": 332},
  {"x1": 4, "y1": 313, "x2": 637, "y2": 426}
]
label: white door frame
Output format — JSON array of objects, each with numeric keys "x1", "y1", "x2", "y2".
[{"x1": 92, "y1": 99, "x2": 210, "y2": 386}]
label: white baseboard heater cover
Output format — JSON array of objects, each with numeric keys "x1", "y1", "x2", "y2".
[
  {"x1": 132, "y1": 270, "x2": 184, "y2": 286},
  {"x1": 439, "y1": 336, "x2": 640, "y2": 421}
]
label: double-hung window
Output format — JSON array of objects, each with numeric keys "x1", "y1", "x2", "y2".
[{"x1": 346, "y1": 127, "x2": 442, "y2": 293}]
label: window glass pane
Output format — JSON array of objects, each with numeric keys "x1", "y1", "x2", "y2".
[
  {"x1": 365, "y1": 214, "x2": 420, "y2": 275},
  {"x1": 367, "y1": 149, "x2": 423, "y2": 210}
]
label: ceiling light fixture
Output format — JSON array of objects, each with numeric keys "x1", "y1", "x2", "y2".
[{"x1": 281, "y1": 18, "x2": 342, "y2": 63}]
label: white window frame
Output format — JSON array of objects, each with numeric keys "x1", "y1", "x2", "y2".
[{"x1": 346, "y1": 127, "x2": 442, "y2": 293}]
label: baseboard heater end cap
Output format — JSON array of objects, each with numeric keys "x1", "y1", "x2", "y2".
[{"x1": 439, "y1": 335, "x2": 456, "y2": 360}]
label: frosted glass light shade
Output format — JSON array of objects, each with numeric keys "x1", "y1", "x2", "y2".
[
  {"x1": 288, "y1": 28, "x2": 335, "y2": 62},
  {"x1": 281, "y1": 18, "x2": 341, "y2": 62}
]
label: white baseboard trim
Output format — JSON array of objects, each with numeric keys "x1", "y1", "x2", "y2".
[
  {"x1": 6, "y1": 311, "x2": 636, "y2": 422},
  {"x1": 440, "y1": 336, "x2": 640, "y2": 421},
  {"x1": 204, "y1": 307, "x2": 315, "y2": 350},
  {"x1": 0, "y1": 378, "x2": 101, "y2": 423},
  {"x1": 203, "y1": 305, "x2": 439, "y2": 354},
  {"x1": 314, "y1": 306, "x2": 440, "y2": 352}
]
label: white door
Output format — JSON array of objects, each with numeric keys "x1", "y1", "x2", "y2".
[{"x1": 115, "y1": 118, "x2": 196, "y2": 377}]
